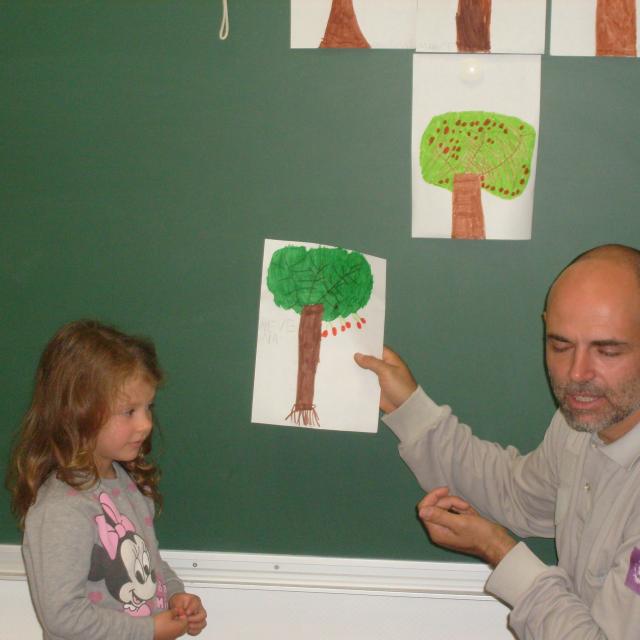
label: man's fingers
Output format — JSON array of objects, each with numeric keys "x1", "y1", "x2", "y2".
[
  {"x1": 354, "y1": 352, "x2": 387, "y2": 375},
  {"x1": 381, "y1": 346, "x2": 405, "y2": 366},
  {"x1": 438, "y1": 495, "x2": 471, "y2": 513},
  {"x1": 355, "y1": 346, "x2": 407, "y2": 374},
  {"x1": 417, "y1": 487, "x2": 450, "y2": 512},
  {"x1": 420, "y1": 505, "x2": 460, "y2": 529}
]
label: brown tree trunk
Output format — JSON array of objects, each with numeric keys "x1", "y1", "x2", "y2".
[
  {"x1": 451, "y1": 174, "x2": 486, "y2": 240},
  {"x1": 320, "y1": 0, "x2": 370, "y2": 49},
  {"x1": 596, "y1": 0, "x2": 637, "y2": 56},
  {"x1": 286, "y1": 303, "x2": 323, "y2": 426},
  {"x1": 456, "y1": 0, "x2": 492, "y2": 53}
]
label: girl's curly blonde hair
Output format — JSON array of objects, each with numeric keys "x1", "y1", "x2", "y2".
[{"x1": 7, "y1": 319, "x2": 164, "y2": 526}]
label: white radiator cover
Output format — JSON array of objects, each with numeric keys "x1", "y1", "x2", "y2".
[{"x1": 0, "y1": 544, "x2": 514, "y2": 639}]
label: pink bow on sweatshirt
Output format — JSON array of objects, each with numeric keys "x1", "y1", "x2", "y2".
[{"x1": 95, "y1": 493, "x2": 135, "y2": 560}]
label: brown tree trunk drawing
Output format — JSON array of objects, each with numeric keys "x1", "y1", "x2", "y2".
[
  {"x1": 456, "y1": 0, "x2": 492, "y2": 53},
  {"x1": 320, "y1": 0, "x2": 370, "y2": 48},
  {"x1": 596, "y1": 0, "x2": 637, "y2": 56},
  {"x1": 451, "y1": 174, "x2": 486, "y2": 239},
  {"x1": 286, "y1": 303, "x2": 323, "y2": 426}
]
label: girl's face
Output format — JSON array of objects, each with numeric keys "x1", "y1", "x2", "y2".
[{"x1": 93, "y1": 375, "x2": 156, "y2": 478}]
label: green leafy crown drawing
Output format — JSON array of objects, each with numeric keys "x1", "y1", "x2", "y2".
[
  {"x1": 267, "y1": 245, "x2": 373, "y2": 426},
  {"x1": 420, "y1": 110, "x2": 536, "y2": 239}
]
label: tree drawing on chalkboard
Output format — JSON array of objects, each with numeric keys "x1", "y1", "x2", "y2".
[
  {"x1": 456, "y1": 0, "x2": 492, "y2": 52},
  {"x1": 267, "y1": 245, "x2": 373, "y2": 426},
  {"x1": 420, "y1": 111, "x2": 536, "y2": 240},
  {"x1": 596, "y1": 0, "x2": 637, "y2": 57},
  {"x1": 320, "y1": 0, "x2": 370, "y2": 48}
]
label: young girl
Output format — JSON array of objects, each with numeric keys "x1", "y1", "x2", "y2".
[{"x1": 7, "y1": 320, "x2": 207, "y2": 640}]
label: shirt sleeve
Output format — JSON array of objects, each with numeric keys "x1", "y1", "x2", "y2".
[
  {"x1": 382, "y1": 386, "x2": 560, "y2": 538},
  {"x1": 141, "y1": 508, "x2": 184, "y2": 601},
  {"x1": 385, "y1": 388, "x2": 640, "y2": 639},
  {"x1": 158, "y1": 556, "x2": 184, "y2": 601},
  {"x1": 487, "y1": 536, "x2": 640, "y2": 639},
  {"x1": 23, "y1": 491, "x2": 154, "y2": 640}
]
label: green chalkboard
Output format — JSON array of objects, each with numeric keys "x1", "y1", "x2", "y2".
[{"x1": 2, "y1": 1, "x2": 640, "y2": 565}]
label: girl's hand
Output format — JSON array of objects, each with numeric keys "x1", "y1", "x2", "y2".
[
  {"x1": 153, "y1": 608, "x2": 188, "y2": 640},
  {"x1": 170, "y1": 592, "x2": 208, "y2": 636}
]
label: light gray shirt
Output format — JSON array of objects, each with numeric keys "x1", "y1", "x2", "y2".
[
  {"x1": 22, "y1": 463, "x2": 184, "y2": 640},
  {"x1": 384, "y1": 386, "x2": 640, "y2": 639}
]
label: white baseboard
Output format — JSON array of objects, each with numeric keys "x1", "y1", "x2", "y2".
[{"x1": 0, "y1": 544, "x2": 514, "y2": 639}]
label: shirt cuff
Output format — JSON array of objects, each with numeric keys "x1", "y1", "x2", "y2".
[
  {"x1": 382, "y1": 386, "x2": 448, "y2": 443},
  {"x1": 485, "y1": 541, "x2": 548, "y2": 607}
]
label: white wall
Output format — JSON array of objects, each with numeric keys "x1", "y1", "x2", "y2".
[{"x1": 0, "y1": 544, "x2": 515, "y2": 639}]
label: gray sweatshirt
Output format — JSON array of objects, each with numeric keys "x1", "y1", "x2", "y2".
[
  {"x1": 384, "y1": 386, "x2": 640, "y2": 639},
  {"x1": 22, "y1": 463, "x2": 184, "y2": 640}
]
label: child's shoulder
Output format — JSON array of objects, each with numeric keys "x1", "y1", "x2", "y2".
[
  {"x1": 27, "y1": 466, "x2": 152, "y2": 529},
  {"x1": 27, "y1": 472, "x2": 100, "y2": 524}
]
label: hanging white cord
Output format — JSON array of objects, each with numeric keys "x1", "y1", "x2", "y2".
[{"x1": 219, "y1": 0, "x2": 229, "y2": 40}]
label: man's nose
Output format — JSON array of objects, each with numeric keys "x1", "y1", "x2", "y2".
[{"x1": 569, "y1": 348, "x2": 595, "y2": 383}]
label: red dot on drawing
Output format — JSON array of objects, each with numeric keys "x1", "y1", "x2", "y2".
[
  {"x1": 322, "y1": 330, "x2": 328, "y2": 338},
  {"x1": 346, "y1": 322, "x2": 351, "y2": 329},
  {"x1": 361, "y1": 317, "x2": 367, "y2": 324},
  {"x1": 357, "y1": 322, "x2": 362, "y2": 329},
  {"x1": 341, "y1": 325, "x2": 346, "y2": 332},
  {"x1": 332, "y1": 327, "x2": 337, "y2": 336}
]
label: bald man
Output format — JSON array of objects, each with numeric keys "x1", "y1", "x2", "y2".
[{"x1": 355, "y1": 244, "x2": 640, "y2": 640}]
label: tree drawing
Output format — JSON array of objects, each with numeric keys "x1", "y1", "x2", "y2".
[
  {"x1": 596, "y1": 0, "x2": 637, "y2": 57},
  {"x1": 320, "y1": 0, "x2": 370, "y2": 48},
  {"x1": 267, "y1": 245, "x2": 373, "y2": 426},
  {"x1": 456, "y1": 0, "x2": 492, "y2": 53},
  {"x1": 420, "y1": 111, "x2": 536, "y2": 240}
]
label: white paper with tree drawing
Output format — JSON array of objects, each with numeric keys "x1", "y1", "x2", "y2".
[
  {"x1": 551, "y1": 0, "x2": 639, "y2": 57},
  {"x1": 291, "y1": 0, "x2": 417, "y2": 49},
  {"x1": 252, "y1": 239, "x2": 386, "y2": 433},
  {"x1": 412, "y1": 54, "x2": 540, "y2": 241},
  {"x1": 416, "y1": 0, "x2": 546, "y2": 54}
]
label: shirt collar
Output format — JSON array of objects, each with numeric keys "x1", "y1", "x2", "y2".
[{"x1": 592, "y1": 422, "x2": 640, "y2": 468}]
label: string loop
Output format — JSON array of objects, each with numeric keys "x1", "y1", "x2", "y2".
[{"x1": 219, "y1": 0, "x2": 229, "y2": 40}]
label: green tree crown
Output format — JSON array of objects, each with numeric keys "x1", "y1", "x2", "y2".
[
  {"x1": 420, "y1": 110, "x2": 536, "y2": 200},
  {"x1": 267, "y1": 246, "x2": 373, "y2": 322}
]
